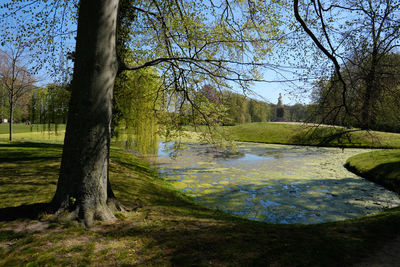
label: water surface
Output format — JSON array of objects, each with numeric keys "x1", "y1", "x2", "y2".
[{"x1": 151, "y1": 142, "x2": 400, "y2": 224}]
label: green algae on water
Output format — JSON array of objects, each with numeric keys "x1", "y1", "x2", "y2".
[{"x1": 154, "y1": 142, "x2": 400, "y2": 224}]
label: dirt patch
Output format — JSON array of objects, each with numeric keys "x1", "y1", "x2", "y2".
[{"x1": 2, "y1": 220, "x2": 49, "y2": 233}]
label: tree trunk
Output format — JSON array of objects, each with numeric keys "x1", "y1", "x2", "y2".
[
  {"x1": 361, "y1": 49, "x2": 378, "y2": 130},
  {"x1": 51, "y1": 0, "x2": 120, "y2": 227},
  {"x1": 9, "y1": 101, "x2": 13, "y2": 141}
]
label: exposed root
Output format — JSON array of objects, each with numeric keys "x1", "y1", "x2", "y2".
[
  {"x1": 107, "y1": 197, "x2": 142, "y2": 213},
  {"x1": 50, "y1": 203, "x2": 116, "y2": 228},
  {"x1": 107, "y1": 197, "x2": 127, "y2": 212}
]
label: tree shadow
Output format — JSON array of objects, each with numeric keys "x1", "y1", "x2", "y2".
[
  {"x1": 346, "y1": 161, "x2": 400, "y2": 194},
  {"x1": 98, "y1": 203, "x2": 400, "y2": 266},
  {"x1": 0, "y1": 202, "x2": 49, "y2": 221},
  {"x1": 291, "y1": 127, "x2": 367, "y2": 147},
  {"x1": 0, "y1": 142, "x2": 63, "y2": 149},
  {"x1": 0, "y1": 156, "x2": 61, "y2": 163}
]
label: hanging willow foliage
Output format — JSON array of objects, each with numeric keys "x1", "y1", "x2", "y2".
[{"x1": 114, "y1": 64, "x2": 160, "y2": 155}]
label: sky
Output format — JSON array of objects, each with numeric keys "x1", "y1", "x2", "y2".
[{"x1": 251, "y1": 70, "x2": 311, "y2": 105}]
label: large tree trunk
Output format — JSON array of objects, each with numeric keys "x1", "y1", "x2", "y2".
[{"x1": 51, "y1": 0, "x2": 120, "y2": 227}]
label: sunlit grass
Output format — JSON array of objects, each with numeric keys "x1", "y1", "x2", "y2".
[
  {"x1": 0, "y1": 124, "x2": 66, "y2": 143},
  {"x1": 346, "y1": 149, "x2": 400, "y2": 194},
  {"x1": 0, "y1": 123, "x2": 66, "y2": 134},
  {"x1": 213, "y1": 122, "x2": 400, "y2": 148}
]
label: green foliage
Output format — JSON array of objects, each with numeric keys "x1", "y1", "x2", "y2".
[
  {"x1": 30, "y1": 84, "x2": 70, "y2": 126},
  {"x1": 311, "y1": 53, "x2": 400, "y2": 132},
  {"x1": 296, "y1": 1, "x2": 400, "y2": 132},
  {"x1": 114, "y1": 64, "x2": 160, "y2": 154},
  {"x1": 218, "y1": 91, "x2": 273, "y2": 125}
]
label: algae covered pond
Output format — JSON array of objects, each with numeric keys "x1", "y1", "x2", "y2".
[{"x1": 152, "y1": 143, "x2": 400, "y2": 224}]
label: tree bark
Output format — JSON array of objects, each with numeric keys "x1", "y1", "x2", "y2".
[
  {"x1": 8, "y1": 101, "x2": 13, "y2": 141},
  {"x1": 361, "y1": 48, "x2": 378, "y2": 130},
  {"x1": 51, "y1": 0, "x2": 120, "y2": 227}
]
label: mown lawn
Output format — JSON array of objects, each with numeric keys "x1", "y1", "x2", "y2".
[
  {"x1": 1, "y1": 141, "x2": 400, "y2": 266},
  {"x1": 346, "y1": 150, "x2": 400, "y2": 194},
  {"x1": 215, "y1": 122, "x2": 400, "y2": 148},
  {"x1": 0, "y1": 124, "x2": 66, "y2": 143}
]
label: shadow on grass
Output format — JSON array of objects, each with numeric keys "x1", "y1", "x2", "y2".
[
  {"x1": 0, "y1": 156, "x2": 61, "y2": 163},
  {"x1": 0, "y1": 202, "x2": 49, "y2": 221},
  {"x1": 0, "y1": 142, "x2": 63, "y2": 149},
  {"x1": 291, "y1": 127, "x2": 367, "y2": 147},
  {"x1": 99, "y1": 207, "x2": 400, "y2": 266},
  {"x1": 346, "y1": 161, "x2": 400, "y2": 195}
]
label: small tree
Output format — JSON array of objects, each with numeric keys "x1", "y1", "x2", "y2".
[{"x1": 0, "y1": 47, "x2": 35, "y2": 140}]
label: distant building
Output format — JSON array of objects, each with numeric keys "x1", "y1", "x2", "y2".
[
  {"x1": 2, "y1": 119, "x2": 7, "y2": 123},
  {"x1": 274, "y1": 93, "x2": 285, "y2": 122}
]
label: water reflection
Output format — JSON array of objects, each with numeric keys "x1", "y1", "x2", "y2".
[{"x1": 151, "y1": 142, "x2": 400, "y2": 224}]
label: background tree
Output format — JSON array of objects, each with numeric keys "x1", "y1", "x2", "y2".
[
  {"x1": 0, "y1": 47, "x2": 35, "y2": 140},
  {"x1": 294, "y1": 0, "x2": 400, "y2": 129},
  {"x1": 30, "y1": 84, "x2": 70, "y2": 129},
  {"x1": 287, "y1": 103, "x2": 306, "y2": 122},
  {"x1": 311, "y1": 53, "x2": 400, "y2": 131}
]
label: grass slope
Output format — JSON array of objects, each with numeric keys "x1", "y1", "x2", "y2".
[
  {"x1": 346, "y1": 150, "x2": 400, "y2": 194},
  {"x1": 220, "y1": 122, "x2": 400, "y2": 148},
  {"x1": 1, "y1": 142, "x2": 400, "y2": 265}
]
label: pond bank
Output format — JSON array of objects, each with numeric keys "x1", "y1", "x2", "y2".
[{"x1": 346, "y1": 150, "x2": 400, "y2": 195}]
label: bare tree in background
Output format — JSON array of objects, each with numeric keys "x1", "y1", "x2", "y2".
[
  {"x1": 294, "y1": 0, "x2": 400, "y2": 129},
  {"x1": 0, "y1": 47, "x2": 35, "y2": 141}
]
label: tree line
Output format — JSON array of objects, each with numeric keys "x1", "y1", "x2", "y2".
[{"x1": 310, "y1": 53, "x2": 400, "y2": 132}]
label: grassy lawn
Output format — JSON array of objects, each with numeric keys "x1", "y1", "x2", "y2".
[
  {"x1": 214, "y1": 122, "x2": 400, "y2": 148},
  {"x1": 346, "y1": 150, "x2": 400, "y2": 194},
  {"x1": 1, "y1": 141, "x2": 400, "y2": 265},
  {"x1": 0, "y1": 124, "x2": 66, "y2": 143}
]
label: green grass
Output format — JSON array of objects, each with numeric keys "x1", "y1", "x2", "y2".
[
  {"x1": 0, "y1": 124, "x2": 66, "y2": 143},
  {"x1": 346, "y1": 150, "x2": 400, "y2": 194},
  {"x1": 214, "y1": 122, "x2": 400, "y2": 148},
  {"x1": 1, "y1": 141, "x2": 400, "y2": 265},
  {"x1": 0, "y1": 123, "x2": 66, "y2": 135}
]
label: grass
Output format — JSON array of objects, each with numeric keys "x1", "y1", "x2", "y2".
[
  {"x1": 0, "y1": 123, "x2": 66, "y2": 143},
  {"x1": 1, "y1": 141, "x2": 400, "y2": 265},
  {"x1": 0, "y1": 123, "x2": 66, "y2": 135},
  {"x1": 212, "y1": 122, "x2": 400, "y2": 148},
  {"x1": 346, "y1": 150, "x2": 400, "y2": 194}
]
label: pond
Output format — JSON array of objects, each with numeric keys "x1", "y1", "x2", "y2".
[{"x1": 150, "y1": 142, "x2": 400, "y2": 224}]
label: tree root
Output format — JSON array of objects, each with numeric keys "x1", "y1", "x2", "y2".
[
  {"x1": 50, "y1": 202, "x2": 116, "y2": 228},
  {"x1": 107, "y1": 197, "x2": 142, "y2": 213}
]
